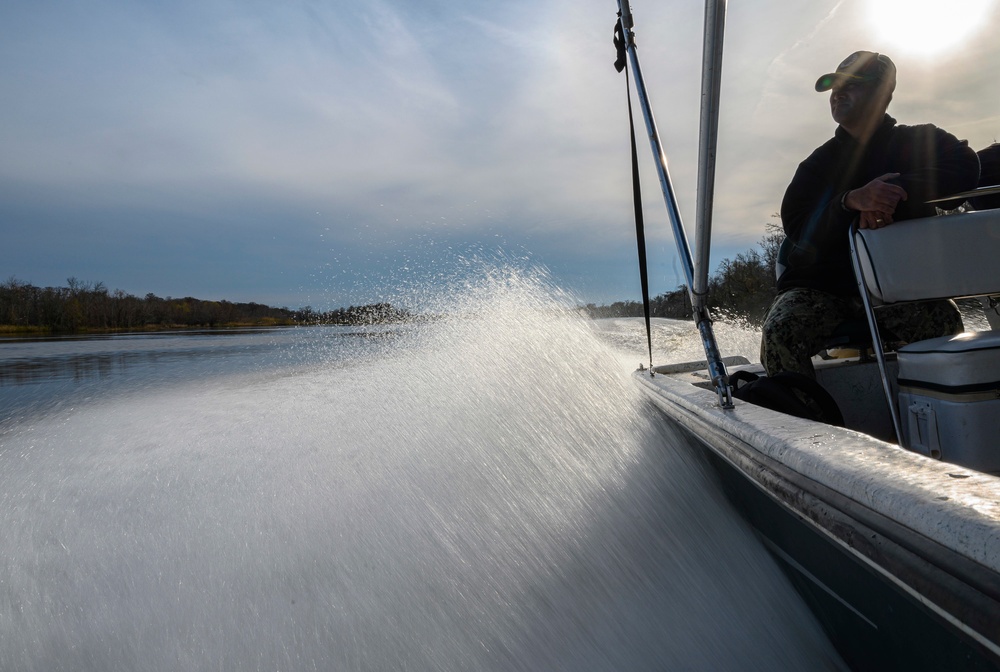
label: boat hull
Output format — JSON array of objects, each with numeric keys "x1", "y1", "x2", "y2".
[{"x1": 635, "y1": 367, "x2": 1000, "y2": 670}]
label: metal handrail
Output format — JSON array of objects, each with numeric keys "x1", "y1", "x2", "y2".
[
  {"x1": 849, "y1": 223, "x2": 904, "y2": 445},
  {"x1": 694, "y1": 0, "x2": 727, "y2": 311}
]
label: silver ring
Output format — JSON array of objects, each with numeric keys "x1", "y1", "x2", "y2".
[{"x1": 876, "y1": 218, "x2": 884, "y2": 223}]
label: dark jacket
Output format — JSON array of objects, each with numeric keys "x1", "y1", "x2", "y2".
[
  {"x1": 973, "y1": 143, "x2": 1000, "y2": 210},
  {"x1": 778, "y1": 115, "x2": 980, "y2": 296}
]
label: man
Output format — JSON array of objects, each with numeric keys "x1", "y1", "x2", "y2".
[
  {"x1": 973, "y1": 142, "x2": 1000, "y2": 210},
  {"x1": 761, "y1": 51, "x2": 980, "y2": 379}
]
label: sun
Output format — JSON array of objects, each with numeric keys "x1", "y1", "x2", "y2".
[{"x1": 867, "y1": 0, "x2": 994, "y2": 57}]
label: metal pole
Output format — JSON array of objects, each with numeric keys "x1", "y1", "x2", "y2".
[
  {"x1": 616, "y1": 0, "x2": 733, "y2": 408},
  {"x1": 616, "y1": 0, "x2": 695, "y2": 293},
  {"x1": 850, "y1": 226, "x2": 904, "y2": 445},
  {"x1": 693, "y1": 0, "x2": 727, "y2": 311}
]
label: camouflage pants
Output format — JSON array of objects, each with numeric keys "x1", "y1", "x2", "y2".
[{"x1": 760, "y1": 287, "x2": 963, "y2": 378}]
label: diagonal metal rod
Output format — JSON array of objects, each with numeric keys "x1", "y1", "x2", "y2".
[
  {"x1": 616, "y1": 1, "x2": 695, "y2": 293},
  {"x1": 616, "y1": 0, "x2": 733, "y2": 408},
  {"x1": 849, "y1": 226, "x2": 904, "y2": 445}
]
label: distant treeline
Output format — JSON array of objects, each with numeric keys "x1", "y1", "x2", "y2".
[
  {"x1": 582, "y1": 223, "x2": 785, "y2": 325},
  {"x1": 0, "y1": 277, "x2": 412, "y2": 333},
  {"x1": 5, "y1": 223, "x2": 780, "y2": 332}
]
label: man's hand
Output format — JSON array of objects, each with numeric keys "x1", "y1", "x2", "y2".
[
  {"x1": 859, "y1": 210, "x2": 893, "y2": 229},
  {"x1": 845, "y1": 172, "x2": 908, "y2": 229}
]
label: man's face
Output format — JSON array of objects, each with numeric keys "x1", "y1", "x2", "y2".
[{"x1": 829, "y1": 79, "x2": 884, "y2": 128}]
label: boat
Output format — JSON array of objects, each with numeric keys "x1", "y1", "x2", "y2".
[{"x1": 614, "y1": 2, "x2": 1000, "y2": 669}]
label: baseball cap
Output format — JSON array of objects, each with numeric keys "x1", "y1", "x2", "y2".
[{"x1": 815, "y1": 51, "x2": 896, "y2": 92}]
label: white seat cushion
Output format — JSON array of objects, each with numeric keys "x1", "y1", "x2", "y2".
[{"x1": 897, "y1": 330, "x2": 1000, "y2": 388}]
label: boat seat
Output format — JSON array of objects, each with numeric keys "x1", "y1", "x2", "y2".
[
  {"x1": 851, "y1": 208, "x2": 1000, "y2": 455},
  {"x1": 852, "y1": 209, "x2": 1000, "y2": 305}
]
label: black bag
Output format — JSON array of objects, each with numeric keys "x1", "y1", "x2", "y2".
[{"x1": 730, "y1": 370, "x2": 845, "y2": 426}]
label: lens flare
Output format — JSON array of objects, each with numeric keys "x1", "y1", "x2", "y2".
[{"x1": 867, "y1": 0, "x2": 994, "y2": 56}]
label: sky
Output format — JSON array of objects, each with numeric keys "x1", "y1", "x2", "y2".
[{"x1": 2, "y1": 0, "x2": 999, "y2": 310}]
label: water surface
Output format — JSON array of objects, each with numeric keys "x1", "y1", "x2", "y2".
[{"x1": 0, "y1": 279, "x2": 843, "y2": 671}]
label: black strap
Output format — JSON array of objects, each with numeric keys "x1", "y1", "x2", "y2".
[
  {"x1": 729, "y1": 369, "x2": 760, "y2": 389},
  {"x1": 615, "y1": 18, "x2": 653, "y2": 372}
]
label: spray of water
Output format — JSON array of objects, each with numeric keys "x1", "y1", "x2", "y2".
[{"x1": 0, "y1": 265, "x2": 843, "y2": 671}]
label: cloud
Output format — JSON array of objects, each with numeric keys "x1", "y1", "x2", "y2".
[{"x1": 2, "y1": 0, "x2": 999, "y2": 308}]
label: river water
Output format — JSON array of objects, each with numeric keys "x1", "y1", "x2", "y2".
[{"x1": 0, "y1": 275, "x2": 846, "y2": 671}]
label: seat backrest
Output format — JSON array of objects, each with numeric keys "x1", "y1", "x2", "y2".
[{"x1": 853, "y1": 208, "x2": 1000, "y2": 304}]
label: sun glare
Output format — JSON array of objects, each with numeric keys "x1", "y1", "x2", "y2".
[{"x1": 867, "y1": 0, "x2": 994, "y2": 57}]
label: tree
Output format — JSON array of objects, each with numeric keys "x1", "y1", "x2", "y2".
[
  {"x1": 582, "y1": 220, "x2": 787, "y2": 325},
  {"x1": 707, "y1": 221, "x2": 785, "y2": 324}
]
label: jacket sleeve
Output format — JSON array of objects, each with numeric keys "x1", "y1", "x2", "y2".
[{"x1": 892, "y1": 125, "x2": 981, "y2": 220}]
